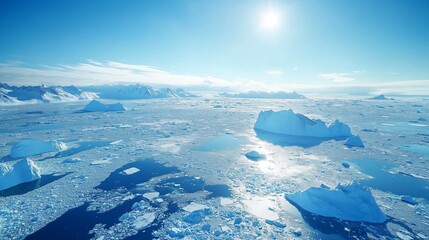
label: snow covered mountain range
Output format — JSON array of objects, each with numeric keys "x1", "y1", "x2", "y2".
[
  {"x1": 0, "y1": 83, "x2": 198, "y2": 103},
  {"x1": 0, "y1": 83, "x2": 97, "y2": 103},
  {"x1": 81, "y1": 84, "x2": 198, "y2": 99}
]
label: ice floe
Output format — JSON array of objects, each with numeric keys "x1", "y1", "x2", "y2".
[
  {"x1": 0, "y1": 158, "x2": 41, "y2": 191},
  {"x1": 10, "y1": 139, "x2": 66, "y2": 158},
  {"x1": 286, "y1": 182, "x2": 387, "y2": 223},
  {"x1": 122, "y1": 167, "x2": 140, "y2": 175}
]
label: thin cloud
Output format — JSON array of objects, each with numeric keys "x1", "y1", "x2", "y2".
[
  {"x1": 266, "y1": 70, "x2": 283, "y2": 76},
  {"x1": 320, "y1": 70, "x2": 366, "y2": 83}
]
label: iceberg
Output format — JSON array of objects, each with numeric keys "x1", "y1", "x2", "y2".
[
  {"x1": 82, "y1": 100, "x2": 126, "y2": 112},
  {"x1": 285, "y1": 183, "x2": 387, "y2": 223},
  {"x1": 0, "y1": 158, "x2": 41, "y2": 191},
  {"x1": 369, "y1": 94, "x2": 388, "y2": 100},
  {"x1": 254, "y1": 109, "x2": 352, "y2": 138},
  {"x1": 10, "y1": 139, "x2": 66, "y2": 158},
  {"x1": 344, "y1": 135, "x2": 365, "y2": 148}
]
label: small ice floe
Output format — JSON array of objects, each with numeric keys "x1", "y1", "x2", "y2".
[
  {"x1": 142, "y1": 192, "x2": 160, "y2": 201},
  {"x1": 183, "y1": 202, "x2": 208, "y2": 212},
  {"x1": 242, "y1": 197, "x2": 279, "y2": 221},
  {"x1": 122, "y1": 167, "x2": 140, "y2": 175}
]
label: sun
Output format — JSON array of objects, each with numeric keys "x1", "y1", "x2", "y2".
[{"x1": 260, "y1": 9, "x2": 281, "y2": 30}]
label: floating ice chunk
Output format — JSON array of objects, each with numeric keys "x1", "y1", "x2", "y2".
[
  {"x1": 10, "y1": 139, "x2": 66, "y2": 158},
  {"x1": 82, "y1": 100, "x2": 126, "y2": 112},
  {"x1": 286, "y1": 182, "x2": 387, "y2": 223},
  {"x1": 142, "y1": 192, "x2": 160, "y2": 201},
  {"x1": 344, "y1": 135, "x2": 365, "y2": 148},
  {"x1": 254, "y1": 109, "x2": 352, "y2": 138},
  {"x1": 0, "y1": 158, "x2": 41, "y2": 191},
  {"x1": 167, "y1": 228, "x2": 187, "y2": 238},
  {"x1": 122, "y1": 167, "x2": 140, "y2": 175},
  {"x1": 242, "y1": 197, "x2": 279, "y2": 221},
  {"x1": 133, "y1": 212, "x2": 156, "y2": 230},
  {"x1": 245, "y1": 150, "x2": 266, "y2": 161},
  {"x1": 183, "y1": 202, "x2": 209, "y2": 212}
]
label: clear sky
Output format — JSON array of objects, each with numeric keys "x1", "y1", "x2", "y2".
[{"x1": 1, "y1": 0, "x2": 428, "y2": 95}]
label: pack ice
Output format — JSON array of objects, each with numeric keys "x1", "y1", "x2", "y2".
[
  {"x1": 10, "y1": 139, "x2": 66, "y2": 158},
  {"x1": 0, "y1": 158, "x2": 41, "y2": 191},
  {"x1": 285, "y1": 183, "x2": 387, "y2": 223},
  {"x1": 254, "y1": 109, "x2": 352, "y2": 138},
  {"x1": 83, "y1": 100, "x2": 126, "y2": 112}
]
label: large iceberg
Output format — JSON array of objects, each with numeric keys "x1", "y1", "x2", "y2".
[
  {"x1": 0, "y1": 158, "x2": 41, "y2": 191},
  {"x1": 82, "y1": 100, "x2": 126, "y2": 112},
  {"x1": 10, "y1": 139, "x2": 67, "y2": 158},
  {"x1": 254, "y1": 109, "x2": 352, "y2": 138},
  {"x1": 285, "y1": 183, "x2": 387, "y2": 223}
]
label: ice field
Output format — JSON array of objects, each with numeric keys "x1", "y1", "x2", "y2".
[{"x1": 0, "y1": 97, "x2": 428, "y2": 240}]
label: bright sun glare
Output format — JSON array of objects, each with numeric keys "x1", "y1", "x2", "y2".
[{"x1": 260, "y1": 9, "x2": 281, "y2": 30}]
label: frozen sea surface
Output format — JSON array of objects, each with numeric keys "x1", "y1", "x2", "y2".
[{"x1": 0, "y1": 98, "x2": 428, "y2": 239}]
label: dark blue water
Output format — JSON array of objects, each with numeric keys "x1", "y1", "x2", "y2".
[
  {"x1": 97, "y1": 159, "x2": 179, "y2": 191},
  {"x1": 255, "y1": 129, "x2": 347, "y2": 148},
  {"x1": 25, "y1": 197, "x2": 144, "y2": 240},
  {"x1": 26, "y1": 159, "x2": 231, "y2": 239},
  {"x1": 0, "y1": 173, "x2": 71, "y2": 197},
  {"x1": 345, "y1": 158, "x2": 429, "y2": 200}
]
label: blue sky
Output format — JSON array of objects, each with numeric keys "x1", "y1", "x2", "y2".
[{"x1": 1, "y1": 0, "x2": 428, "y2": 95}]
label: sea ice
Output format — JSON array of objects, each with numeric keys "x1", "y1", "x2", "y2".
[
  {"x1": 344, "y1": 135, "x2": 365, "y2": 148},
  {"x1": 0, "y1": 158, "x2": 41, "y2": 191},
  {"x1": 242, "y1": 197, "x2": 279, "y2": 221},
  {"x1": 285, "y1": 182, "x2": 387, "y2": 223},
  {"x1": 82, "y1": 100, "x2": 126, "y2": 112},
  {"x1": 254, "y1": 109, "x2": 352, "y2": 138},
  {"x1": 10, "y1": 139, "x2": 66, "y2": 158}
]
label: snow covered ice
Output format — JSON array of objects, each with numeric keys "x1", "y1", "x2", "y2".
[
  {"x1": 285, "y1": 182, "x2": 387, "y2": 223},
  {"x1": 0, "y1": 158, "x2": 41, "y2": 191}
]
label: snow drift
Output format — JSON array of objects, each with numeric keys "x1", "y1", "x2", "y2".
[
  {"x1": 254, "y1": 109, "x2": 352, "y2": 138},
  {"x1": 83, "y1": 100, "x2": 127, "y2": 112},
  {"x1": 10, "y1": 139, "x2": 67, "y2": 158},
  {"x1": 0, "y1": 158, "x2": 41, "y2": 191},
  {"x1": 285, "y1": 183, "x2": 387, "y2": 223}
]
